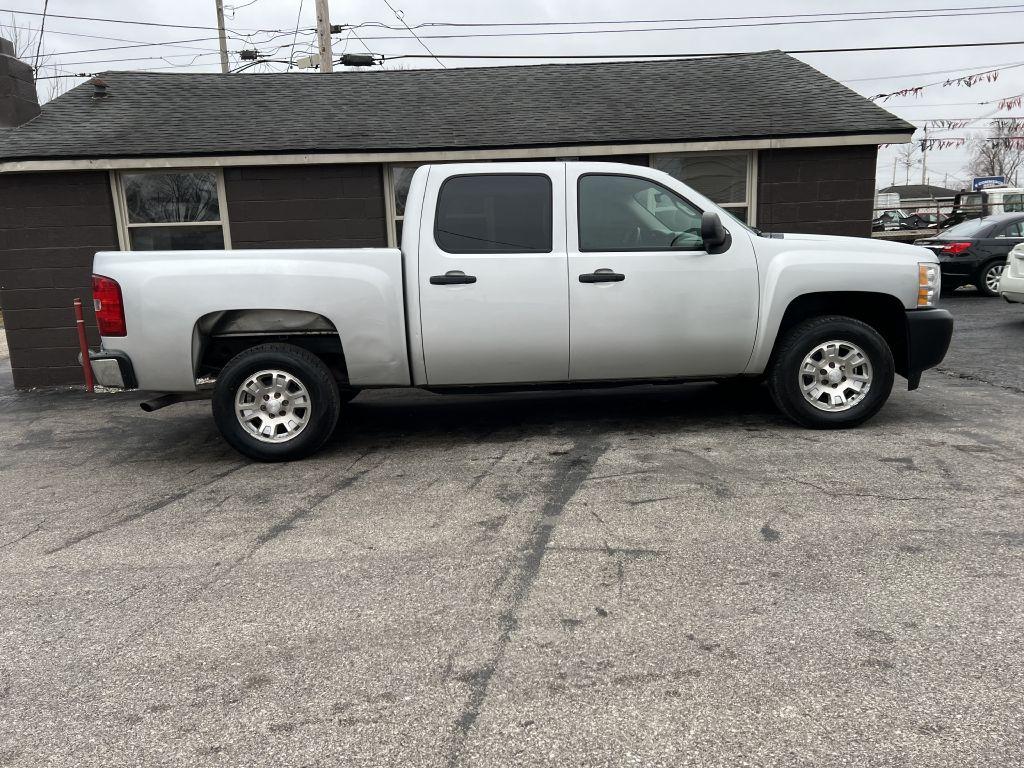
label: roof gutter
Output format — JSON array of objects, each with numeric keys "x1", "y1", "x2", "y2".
[{"x1": 0, "y1": 131, "x2": 914, "y2": 173}]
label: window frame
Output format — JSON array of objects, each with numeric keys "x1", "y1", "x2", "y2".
[
  {"x1": 648, "y1": 150, "x2": 757, "y2": 226},
  {"x1": 432, "y1": 172, "x2": 554, "y2": 255},
  {"x1": 385, "y1": 162, "x2": 423, "y2": 248},
  {"x1": 996, "y1": 220, "x2": 1024, "y2": 238},
  {"x1": 576, "y1": 172, "x2": 708, "y2": 254},
  {"x1": 110, "y1": 168, "x2": 232, "y2": 251}
]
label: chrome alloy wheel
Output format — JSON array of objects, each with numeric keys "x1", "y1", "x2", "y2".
[
  {"x1": 798, "y1": 340, "x2": 873, "y2": 412},
  {"x1": 235, "y1": 369, "x2": 312, "y2": 443},
  {"x1": 985, "y1": 263, "x2": 1006, "y2": 294}
]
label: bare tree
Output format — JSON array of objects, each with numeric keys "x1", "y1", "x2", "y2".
[
  {"x1": 966, "y1": 122, "x2": 1024, "y2": 185},
  {"x1": 1, "y1": 13, "x2": 73, "y2": 103},
  {"x1": 894, "y1": 141, "x2": 920, "y2": 185}
]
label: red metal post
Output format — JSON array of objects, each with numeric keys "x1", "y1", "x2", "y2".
[{"x1": 74, "y1": 298, "x2": 95, "y2": 392}]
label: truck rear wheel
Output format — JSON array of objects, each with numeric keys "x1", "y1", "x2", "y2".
[
  {"x1": 212, "y1": 343, "x2": 341, "y2": 461},
  {"x1": 767, "y1": 316, "x2": 894, "y2": 429}
]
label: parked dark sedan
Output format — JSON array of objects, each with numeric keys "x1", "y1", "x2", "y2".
[{"x1": 915, "y1": 213, "x2": 1021, "y2": 296}]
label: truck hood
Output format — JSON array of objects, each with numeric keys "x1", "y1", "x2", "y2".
[{"x1": 773, "y1": 231, "x2": 928, "y2": 258}]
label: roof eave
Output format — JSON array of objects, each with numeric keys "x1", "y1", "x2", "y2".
[{"x1": 0, "y1": 129, "x2": 914, "y2": 172}]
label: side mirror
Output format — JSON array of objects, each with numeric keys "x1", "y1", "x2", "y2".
[{"x1": 701, "y1": 211, "x2": 730, "y2": 253}]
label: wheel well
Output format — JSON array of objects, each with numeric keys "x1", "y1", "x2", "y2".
[
  {"x1": 193, "y1": 309, "x2": 348, "y2": 384},
  {"x1": 774, "y1": 292, "x2": 908, "y2": 375}
]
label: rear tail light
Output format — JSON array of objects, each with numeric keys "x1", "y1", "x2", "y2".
[
  {"x1": 92, "y1": 274, "x2": 126, "y2": 336},
  {"x1": 940, "y1": 241, "x2": 972, "y2": 255}
]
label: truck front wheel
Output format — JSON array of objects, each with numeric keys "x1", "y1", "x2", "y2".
[
  {"x1": 767, "y1": 316, "x2": 895, "y2": 429},
  {"x1": 212, "y1": 343, "x2": 341, "y2": 461}
]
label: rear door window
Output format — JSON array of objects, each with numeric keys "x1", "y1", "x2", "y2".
[
  {"x1": 434, "y1": 174, "x2": 552, "y2": 253},
  {"x1": 996, "y1": 221, "x2": 1024, "y2": 238}
]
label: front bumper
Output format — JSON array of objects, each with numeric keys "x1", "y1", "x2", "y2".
[
  {"x1": 1000, "y1": 272, "x2": 1024, "y2": 303},
  {"x1": 903, "y1": 308, "x2": 954, "y2": 390},
  {"x1": 79, "y1": 350, "x2": 137, "y2": 389}
]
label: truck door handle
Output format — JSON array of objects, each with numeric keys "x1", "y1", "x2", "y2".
[
  {"x1": 430, "y1": 271, "x2": 477, "y2": 285},
  {"x1": 579, "y1": 270, "x2": 625, "y2": 283}
]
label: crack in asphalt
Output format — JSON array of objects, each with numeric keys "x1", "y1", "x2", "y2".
[
  {"x1": 51, "y1": 449, "x2": 379, "y2": 702},
  {"x1": 42, "y1": 461, "x2": 250, "y2": 556},
  {"x1": 935, "y1": 367, "x2": 1024, "y2": 395},
  {"x1": 786, "y1": 477, "x2": 944, "y2": 503},
  {"x1": 445, "y1": 435, "x2": 609, "y2": 768}
]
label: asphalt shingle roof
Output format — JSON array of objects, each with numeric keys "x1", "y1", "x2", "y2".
[
  {"x1": 0, "y1": 51, "x2": 912, "y2": 161},
  {"x1": 878, "y1": 184, "x2": 963, "y2": 198}
]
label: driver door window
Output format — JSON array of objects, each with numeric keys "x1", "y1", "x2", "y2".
[{"x1": 578, "y1": 174, "x2": 704, "y2": 251}]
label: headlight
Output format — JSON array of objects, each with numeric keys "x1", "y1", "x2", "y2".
[{"x1": 918, "y1": 262, "x2": 939, "y2": 307}]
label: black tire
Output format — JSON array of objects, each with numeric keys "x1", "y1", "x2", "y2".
[
  {"x1": 975, "y1": 260, "x2": 1006, "y2": 297},
  {"x1": 767, "y1": 316, "x2": 895, "y2": 429},
  {"x1": 212, "y1": 343, "x2": 341, "y2": 462}
]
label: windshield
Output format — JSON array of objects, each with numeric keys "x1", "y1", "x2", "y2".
[{"x1": 940, "y1": 217, "x2": 991, "y2": 238}]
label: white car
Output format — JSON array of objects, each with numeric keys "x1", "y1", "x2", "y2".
[{"x1": 1000, "y1": 244, "x2": 1024, "y2": 303}]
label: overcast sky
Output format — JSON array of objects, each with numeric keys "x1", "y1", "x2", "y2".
[{"x1": 4, "y1": 0, "x2": 1023, "y2": 191}]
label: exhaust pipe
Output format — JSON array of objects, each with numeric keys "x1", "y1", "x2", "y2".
[{"x1": 140, "y1": 393, "x2": 207, "y2": 412}]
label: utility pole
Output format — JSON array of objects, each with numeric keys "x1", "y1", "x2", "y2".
[
  {"x1": 214, "y1": 0, "x2": 229, "y2": 73},
  {"x1": 920, "y1": 125, "x2": 928, "y2": 186},
  {"x1": 315, "y1": 0, "x2": 334, "y2": 73}
]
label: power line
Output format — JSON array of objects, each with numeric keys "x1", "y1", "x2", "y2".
[
  {"x1": 31, "y1": 0, "x2": 48, "y2": 71},
  {"x1": 380, "y1": 0, "x2": 445, "y2": 68},
  {"x1": 46, "y1": 38, "x2": 1024, "y2": 72},
  {"x1": 353, "y1": 6, "x2": 1024, "y2": 41},
  {"x1": 0, "y1": 21, "x2": 238, "y2": 54},
  {"x1": 886, "y1": 97, "x2": 1024, "y2": 107},
  {"x1": 37, "y1": 36, "x2": 229, "y2": 57},
  {"x1": 871, "y1": 61, "x2": 1024, "y2": 100},
  {"x1": 35, "y1": 52, "x2": 225, "y2": 69},
  {"x1": 285, "y1": 0, "x2": 305, "y2": 71},
  {"x1": 379, "y1": 39, "x2": 1024, "y2": 61},
  {"x1": 846, "y1": 60, "x2": 1024, "y2": 83},
  {"x1": 0, "y1": 6, "x2": 301, "y2": 35},
  {"x1": 356, "y1": 3, "x2": 1024, "y2": 29},
  {"x1": 0, "y1": 6, "x2": 222, "y2": 31},
  {"x1": 34, "y1": 27, "x2": 307, "y2": 59}
]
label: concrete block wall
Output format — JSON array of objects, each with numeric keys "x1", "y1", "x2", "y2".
[
  {"x1": 224, "y1": 164, "x2": 388, "y2": 248},
  {"x1": 757, "y1": 145, "x2": 878, "y2": 237},
  {"x1": 0, "y1": 171, "x2": 116, "y2": 387}
]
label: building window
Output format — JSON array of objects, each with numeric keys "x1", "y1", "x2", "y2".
[
  {"x1": 114, "y1": 169, "x2": 230, "y2": 250},
  {"x1": 389, "y1": 164, "x2": 422, "y2": 246},
  {"x1": 652, "y1": 151, "x2": 756, "y2": 224}
]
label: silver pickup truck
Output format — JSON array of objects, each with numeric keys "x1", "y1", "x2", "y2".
[{"x1": 88, "y1": 161, "x2": 953, "y2": 461}]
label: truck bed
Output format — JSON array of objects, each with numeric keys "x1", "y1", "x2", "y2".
[{"x1": 93, "y1": 248, "x2": 410, "y2": 391}]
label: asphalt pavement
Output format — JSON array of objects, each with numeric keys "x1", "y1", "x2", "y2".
[{"x1": 0, "y1": 293, "x2": 1021, "y2": 767}]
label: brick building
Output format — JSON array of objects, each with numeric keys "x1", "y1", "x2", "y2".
[{"x1": 0, "y1": 44, "x2": 913, "y2": 388}]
